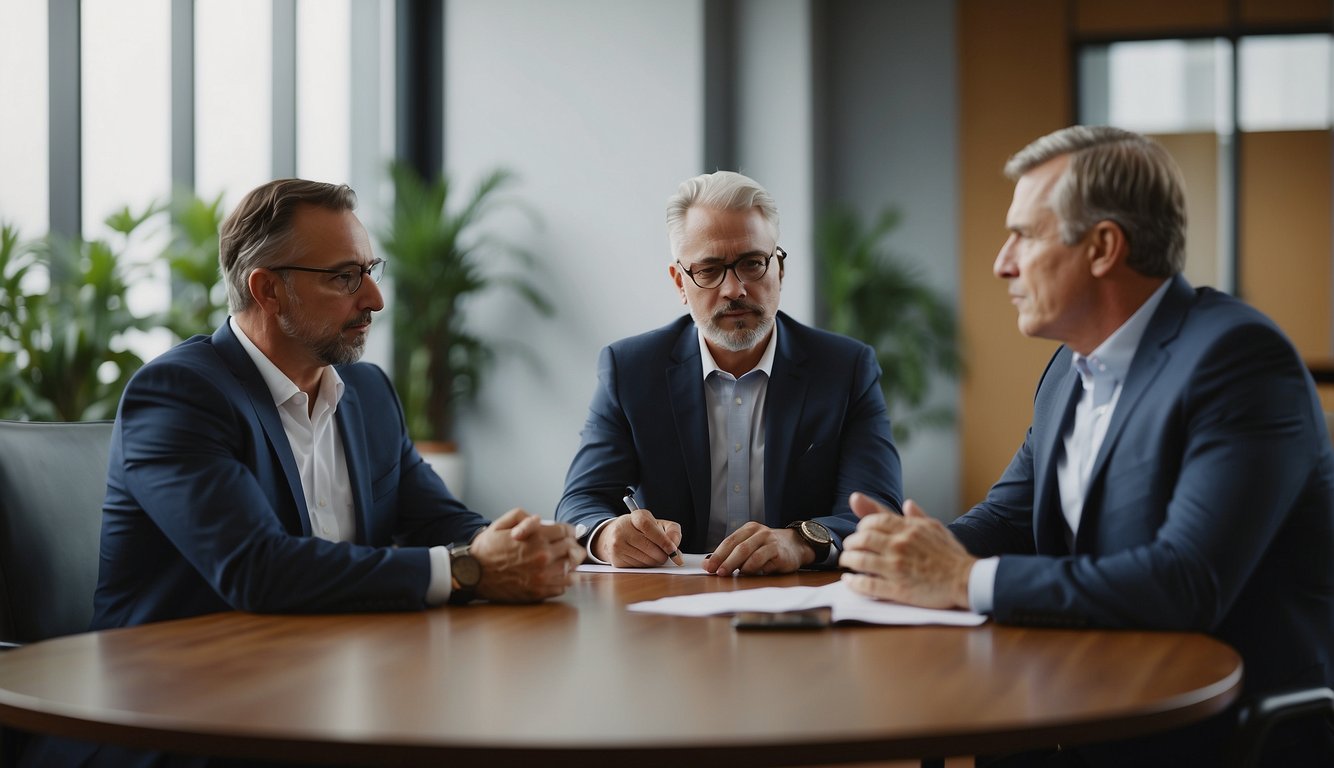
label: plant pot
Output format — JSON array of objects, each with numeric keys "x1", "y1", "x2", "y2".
[{"x1": 415, "y1": 440, "x2": 466, "y2": 502}]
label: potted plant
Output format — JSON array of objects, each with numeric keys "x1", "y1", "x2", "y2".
[
  {"x1": 817, "y1": 205, "x2": 961, "y2": 443},
  {"x1": 0, "y1": 217, "x2": 153, "y2": 421},
  {"x1": 158, "y1": 190, "x2": 230, "y2": 340},
  {"x1": 379, "y1": 163, "x2": 551, "y2": 493}
]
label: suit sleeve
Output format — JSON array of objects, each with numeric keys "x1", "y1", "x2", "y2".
[
  {"x1": 814, "y1": 344, "x2": 903, "y2": 545},
  {"x1": 966, "y1": 323, "x2": 1324, "y2": 630},
  {"x1": 115, "y1": 360, "x2": 461, "y2": 614},
  {"x1": 555, "y1": 345, "x2": 633, "y2": 536}
]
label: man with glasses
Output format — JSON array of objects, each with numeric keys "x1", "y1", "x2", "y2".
[
  {"x1": 556, "y1": 171, "x2": 902, "y2": 575},
  {"x1": 86, "y1": 178, "x2": 583, "y2": 633}
]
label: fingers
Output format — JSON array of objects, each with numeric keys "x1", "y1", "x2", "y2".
[
  {"x1": 659, "y1": 520, "x2": 684, "y2": 565},
  {"x1": 841, "y1": 572, "x2": 902, "y2": 602},
  {"x1": 849, "y1": 491, "x2": 892, "y2": 519},
  {"x1": 630, "y1": 508, "x2": 679, "y2": 562},
  {"x1": 902, "y1": 499, "x2": 928, "y2": 519},
  {"x1": 705, "y1": 523, "x2": 791, "y2": 576},
  {"x1": 487, "y1": 507, "x2": 530, "y2": 531}
]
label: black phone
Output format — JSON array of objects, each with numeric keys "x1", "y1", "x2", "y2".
[{"x1": 731, "y1": 609, "x2": 831, "y2": 631}]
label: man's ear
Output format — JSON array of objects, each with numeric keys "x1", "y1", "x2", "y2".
[
  {"x1": 247, "y1": 268, "x2": 286, "y2": 316},
  {"x1": 1087, "y1": 220, "x2": 1128, "y2": 278},
  {"x1": 668, "y1": 262, "x2": 688, "y2": 305}
]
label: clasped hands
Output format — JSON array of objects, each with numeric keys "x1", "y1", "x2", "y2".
[
  {"x1": 469, "y1": 509, "x2": 584, "y2": 603},
  {"x1": 591, "y1": 507, "x2": 815, "y2": 576},
  {"x1": 838, "y1": 492, "x2": 975, "y2": 610}
]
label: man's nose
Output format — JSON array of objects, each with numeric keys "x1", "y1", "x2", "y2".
[
  {"x1": 994, "y1": 236, "x2": 1018, "y2": 279},
  {"x1": 359, "y1": 274, "x2": 386, "y2": 311},
  {"x1": 718, "y1": 266, "x2": 747, "y2": 298}
]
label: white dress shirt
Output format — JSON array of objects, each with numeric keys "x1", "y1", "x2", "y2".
[
  {"x1": 229, "y1": 318, "x2": 453, "y2": 603},
  {"x1": 699, "y1": 325, "x2": 777, "y2": 549}
]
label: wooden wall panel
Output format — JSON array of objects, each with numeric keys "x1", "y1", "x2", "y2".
[
  {"x1": 1074, "y1": 0, "x2": 1227, "y2": 36},
  {"x1": 957, "y1": 0, "x2": 1067, "y2": 508},
  {"x1": 1240, "y1": 131, "x2": 1333, "y2": 358},
  {"x1": 1153, "y1": 133, "x2": 1221, "y2": 289},
  {"x1": 1239, "y1": 0, "x2": 1331, "y2": 27}
]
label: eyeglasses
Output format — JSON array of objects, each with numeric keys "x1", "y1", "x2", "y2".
[
  {"x1": 270, "y1": 258, "x2": 386, "y2": 295},
  {"x1": 676, "y1": 247, "x2": 785, "y2": 290}
]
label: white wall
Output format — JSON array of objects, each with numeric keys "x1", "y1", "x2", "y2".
[
  {"x1": 445, "y1": 0, "x2": 704, "y2": 517},
  {"x1": 825, "y1": 0, "x2": 960, "y2": 517},
  {"x1": 442, "y1": 0, "x2": 960, "y2": 521},
  {"x1": 734, "y1": 0, "x2": 816, "y2": 324}
]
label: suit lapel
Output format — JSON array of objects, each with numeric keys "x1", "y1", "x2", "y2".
[
  {"x1": 1075, "y1": 275, "x2": 1192, "y2": 552},
  {"x1": 1033, "y1": 360, "x2": 1080, "y2": 554},
  {"x1": 334, "y1": 380, "x2": 371, "y2": 544},
  {"x1": 212, "y1": 321, "x2": 312, "y2": 536},
  {"x1": 763, "y1": 314, "x2": 807, "y2": 527},
  {"x1": 666, "y1": 322, "x2": 713, "y2": 540}
]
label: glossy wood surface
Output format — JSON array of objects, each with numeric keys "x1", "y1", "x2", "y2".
[{"x1": 0, "y1": 571, "x2": 1241, "y2": 766}]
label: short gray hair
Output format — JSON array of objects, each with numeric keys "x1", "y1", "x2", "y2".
[
  {"x1": 219, "y1": 179, "x2": 359, "y2": 313},
  {"x1": 1005, "y1": 125, "x2": 1186, "y2": 277},
  {"x1": 665, "y1": 171, "x2": 780, "y2": 259}
]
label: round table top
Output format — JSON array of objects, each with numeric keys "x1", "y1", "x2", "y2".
[{"x1": 0, "y1": 570, "x2": 1242, "y2": 766}]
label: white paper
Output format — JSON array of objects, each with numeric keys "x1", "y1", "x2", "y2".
[
  {"x1": 627, "y1": 580, "x2": 987, "y2": 626},
  {"x1": 577, "y1": 552, "x2": 711, "y2": 575}
]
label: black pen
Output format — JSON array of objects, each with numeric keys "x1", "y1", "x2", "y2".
[{"x1": 621, "y1": 486, "x2": 684, "y2": 566}]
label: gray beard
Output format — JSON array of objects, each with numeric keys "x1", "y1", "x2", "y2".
[{"x1": 702, "y1": 312, "x2": 774, "y2": 353}]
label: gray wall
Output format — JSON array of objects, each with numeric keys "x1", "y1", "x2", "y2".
[{"x1": 443, "y1": 0, "x2": 959, "y2": 520}]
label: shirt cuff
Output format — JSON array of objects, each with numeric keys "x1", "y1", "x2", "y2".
[
  {"x1": 425, "y1": 545, "x2": 453, "y2": 606},
  {"x1": 968, "y1": 556, "x2": 999, "y2": 614},
  {"x1": 584, "y1": 518, "x2": 615, "y2": 564}
]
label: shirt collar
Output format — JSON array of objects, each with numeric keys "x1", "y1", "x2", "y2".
[
  {"x1": 1072, "y1": 277, "x2": 1172, "y2": 386},
  {"x1": 696, "y1": 320, "x2": 779, "y2": 381},
  {"x1": 229, "y1": 316, "x2": 345, "y2": 409}
]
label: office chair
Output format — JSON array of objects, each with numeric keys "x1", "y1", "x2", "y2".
[
  {"x1": 1220, "y1": 413, "x2": 1334, "y2": 767},
  {"x1": 0, "y1": 419, "x2": 114, "y2": 648},
  {"x1": 1227, "y1": 686, "x2": 1334, "y2": 768}
]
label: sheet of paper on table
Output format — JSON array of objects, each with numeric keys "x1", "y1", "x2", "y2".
[
  {"x1": 576, "y1": 552, "x2": 712, "y2": 575},
  {"x1": 626, "y1": 579, "x2": 987, "y2": 626}
]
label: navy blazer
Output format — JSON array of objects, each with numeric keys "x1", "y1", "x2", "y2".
[
  {"x1": 951, "y1": 275, "x2": 1334, "y2": 763},
  {"x1": 556, "y1": 312, "x2": 902, "y2": 552},
  {"x1": 90, "y1": 321, "x2": 489, "y2": 630}
]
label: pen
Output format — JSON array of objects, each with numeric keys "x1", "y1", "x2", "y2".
[{"x1": 622, "y1": 486, "x2": 684, "y2": 566}]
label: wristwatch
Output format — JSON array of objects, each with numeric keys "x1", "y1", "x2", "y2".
[
  {"x1": 447, "y1": 543, "x2": 482, "y2": 605},
  {"x1": 786, "y1": 520, "x2": 832, "y2": 564}
]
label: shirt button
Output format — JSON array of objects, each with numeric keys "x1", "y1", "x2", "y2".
[
  {"x1": 735, "y1": 397, "x2": 743, "y2": 405},
  {"x1": 733, "y1": 442, "x2": 742, "y2": 452},
  {"x1": 318, "y1": 498, "x2": 327, "y2": 508},
  {"x1": 733, "y1": 483, "x2": 742, "y2": 493}
]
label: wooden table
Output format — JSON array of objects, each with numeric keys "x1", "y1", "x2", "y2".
[{"x1": 0, "y1": 570, "x2": 1241, "y2": 766}]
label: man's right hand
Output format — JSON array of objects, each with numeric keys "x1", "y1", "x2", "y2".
[
  {"x1": 469, "y1": 509, "x2": 582, "y2": 603},
  {"x1": 591, "y1": 508, "x2": 683, "y2": 567}
]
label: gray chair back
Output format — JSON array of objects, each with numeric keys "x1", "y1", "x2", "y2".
[{"x1": 0, "y1": 419, "x2": 113, "y2": 644}]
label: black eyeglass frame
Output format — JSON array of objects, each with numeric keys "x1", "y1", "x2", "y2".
[
  {"x1": 675, "y1": 246, "x2": 786, "y2": 290},
  {"x1": 269, "y1": 258, "x2": 387, "y2": 295}
]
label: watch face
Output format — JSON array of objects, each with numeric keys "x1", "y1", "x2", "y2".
[
  {"x1": 803, "y1": 521, "x2": 832, "y2": 545},
  {"x1": 452, "y1": 551, "x2": 482, "y2": 587}
]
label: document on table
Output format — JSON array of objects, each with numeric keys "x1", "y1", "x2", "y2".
[
  {"x1": 577, "y1": 553, "x2": 711, "y2": 575},
  {"x1": 626, "y1": 579, "x2": 987, "y2": 626}
]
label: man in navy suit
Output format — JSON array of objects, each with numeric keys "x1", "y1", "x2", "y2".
[
  {"x1": 21, "y1": 183, "x2": 584, "y2": 766},
  {"x1": 90, "y1": 178, "x2": 583, "y2": 629},
  {"x1": 841, "y1": 126, "x2": 1334, "y2": 766},
  {"x1": 556, "y1": 171, "x2": 902, "y2": 575}
]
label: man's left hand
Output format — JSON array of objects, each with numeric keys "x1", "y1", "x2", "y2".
[
  {"x1": 838, "y1": 493, "x2": 975, "y2": 609},
  {"x1": 702, "y1": 522, "x2": 812, "y2": 576}
]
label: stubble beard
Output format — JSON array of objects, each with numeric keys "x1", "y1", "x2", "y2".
[{"x1": 279, "y1": 294, "x2": 370, "y2": 366}]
